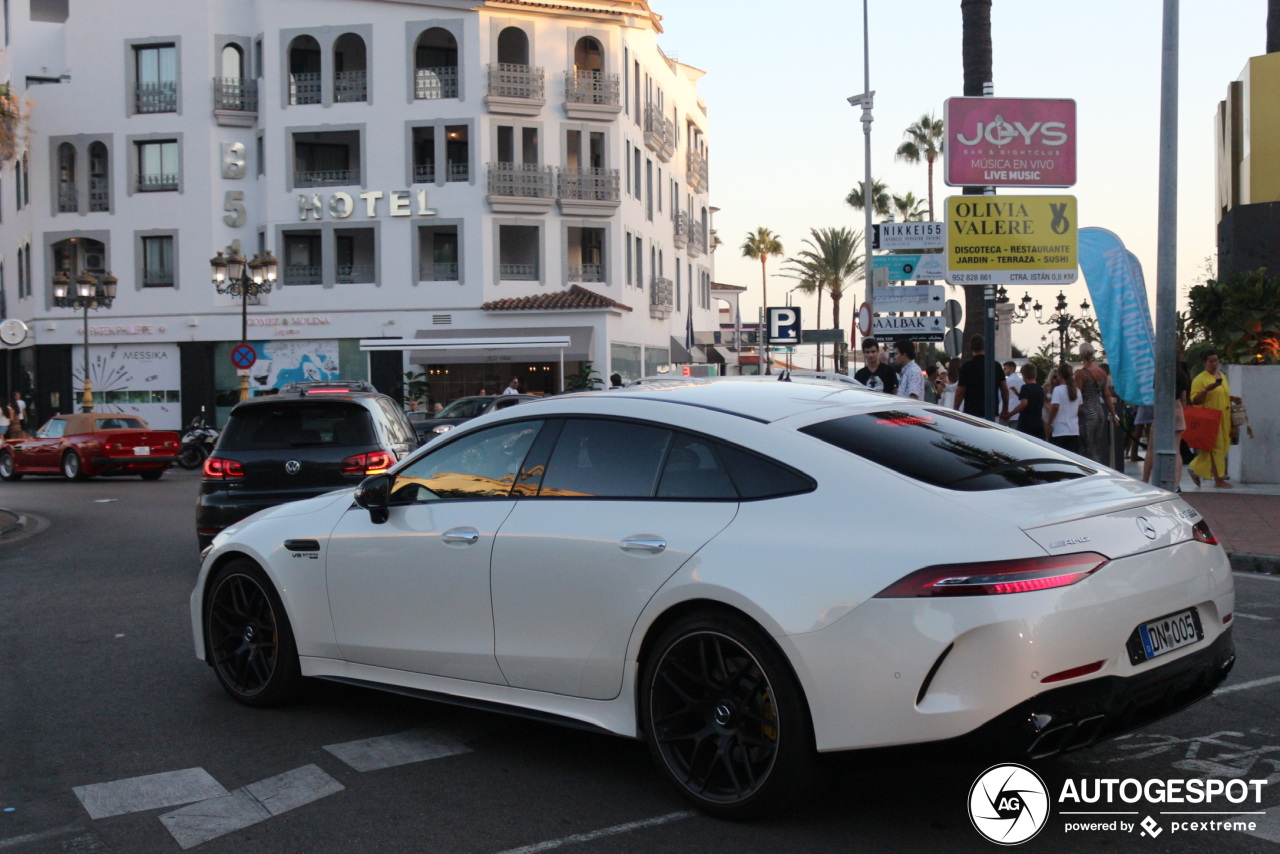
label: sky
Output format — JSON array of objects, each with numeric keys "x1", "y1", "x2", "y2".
[{"x1": 653, "y1": 0, "x2": 1261, "y2": 361}]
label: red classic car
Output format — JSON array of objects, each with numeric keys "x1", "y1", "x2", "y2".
[{"x1": 0, "y1": 413, "x2": 180, "y2": 481}]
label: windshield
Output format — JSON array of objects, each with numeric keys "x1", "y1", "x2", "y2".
[{"x1": 435, "y1": 398, "x2": 490, "y2": 419}]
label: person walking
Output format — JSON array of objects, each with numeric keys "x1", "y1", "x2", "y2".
[
  {"x1": 501, "y1": 378, "x2": 522, "y2": 395},
  {"x1": 893, "y1": 341, "x2": 925, "y2": 400},
  {"x1": 1009, "y1": 363, "x2": 1045, "y2": 439},
  {"x1": 5, "y1": 393, "x2": 24, "y2": 440},
  {"x1": 1073, "y1": 342, "x2": 1117, "y2": 466},
  {"x1": 1001, "y1": 360, "x2": 1024, "y2": 427},
  {"x1": 1189, "y1": 349, "x2": 1232, "y2": 488},
  {"x1": 853, "y1": 337, "x2": 898, "y2": 394},
  {"x1": 953, "y1": 334, "x2": 1008, "y2": 420},
  {"x1": 1142, "y1": 360, "x2": 1190, "y2": 489},
  {"x1": 1045, "y1": 363, "x2": 1082, "y2": 454}
]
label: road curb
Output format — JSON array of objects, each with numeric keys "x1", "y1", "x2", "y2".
[
  {"x1": 1230, "y1": 552, "x2": 1280, "y2": 576},
  {"x1": 0, "y1": 508, "x2": 23, "y2": 538}
]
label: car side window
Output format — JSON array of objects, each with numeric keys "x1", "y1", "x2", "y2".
[
  {"x1": 376, "y1": 398, "x2": 415, "y2": 446},
  {"x1": 656, "y1": 433, "x2": 737, "y2": 499},
  {"x1": 390, "y1": 420, "x2": 544, "y2": 502},
  {"x1": 715, "y1": 442, "x2": 816, "y2": 500},
  {"x1": 538, "y1": 418, "x2": 671, "y2": 498},
  {"x1": 37, "y1": 419, "x2": 68, "y2": 439}
]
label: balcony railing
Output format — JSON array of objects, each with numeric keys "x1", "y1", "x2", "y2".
[
  {"x1": 568, "y1": 264, "x2": 605, "y2": 283},
  {"x1": 565, "y1": 70, "x2": 620, "y2": 106},
  {"x1": 334, "y1": 70, "x2": 368, "y2": 103},
  {"x1": 688, "y1": 227, "x2": 707, "y2": 256},
  {"x1": 499, "y1": 263, "x2": 538, "y2": 281},
  {"x1": 651, "y1": 276, "x2": 674, "y2": 308},
  {"x1": 58, "y1": 184, "x2": 78, "y2": 213},
  {"x1": 447, "y1": 162, "x2": 470, "y2": 182},
  {"x1": 89, "y1": 178, "x2": 109, "y2": 212},
  {"x1": 336, "y1": 263, "x2": 375, "y2": 283},
  {"x1": 289, "y1": 72, "x2": 322, "y2": 105},
  {"x1": 143, "y1": 268, "x2": 175, "y2": 287},
  {"x1": 294, "y1": 168, "x2": 359, "y2": 188},
  {"x1": 136, "y1": 81, "x2": 177, "y2": 113},
  {"x1": 413, "y1": 164, "x2": 436, "y2": 184},
  {"x1": 415, "y1": 66, "x2": 459, "y2": 100},
  {"x1": 687, "y1": 148, "x2": 708, "y2": 193},
  {"x1": 137, "y1": 173, "x2": 179, "y2": 192},
  {"x1": 487, "y1": 162, "x2": 554, "y2": 198},
  {"x1": 673, "y1": 212, "x2": 689, "y2": 248},
  {"x1": 644, "y1": 103, "x2": 675, "y2": 160},
  {"x1": 283, "y1": 265, "x2": 322, "y2": 286},
  {"x1": 487, "y1": 63, "x2": 544, "y2": 100},
  {"x1": 419, "y1": 261, "x2": 459, "y2": 281},
  {"x1": 557, "y1": 167, "x2": 620, "y2": 202},
  {"x1": 214, "y1": 77, "x2": 258, "y2": 111}
]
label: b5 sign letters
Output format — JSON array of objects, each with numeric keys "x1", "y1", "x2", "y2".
[{"x1": 946, "y1": 195, "x2": 1078, "y2": 285}]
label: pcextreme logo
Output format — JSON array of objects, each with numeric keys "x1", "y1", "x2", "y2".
[{"x1": 969, "y1": 764, "x2": 1050, "y2": 845}]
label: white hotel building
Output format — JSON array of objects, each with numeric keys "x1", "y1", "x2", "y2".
[{"x1": 0, "y1": 0, "x2": 719, "y2": 429}]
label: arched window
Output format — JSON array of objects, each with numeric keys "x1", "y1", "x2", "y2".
[
  {"x1": 57, "y1": 142, "x2": 77, "y2": 213},
  {"x1": 497, "y1": 27, "x2": 529, "y2": 66},
  {"x1": 573, "y1": 37, "x2": 603, "y2": 73},
  {"x1": 414, "y1": 28, "x2": 459, "y2": 100},
  {"x1": 333, "y1": 33, "x2": 367, "y2": 102},
  {"x1": 221, "y1": 44, "x2": 244, "y2": 80},
  {"x1": 288, "y1": 35, "x2": 322, "y2": 105},
  {"x1": 88, "y1": 141, "x2": 110, "y2": 212}
]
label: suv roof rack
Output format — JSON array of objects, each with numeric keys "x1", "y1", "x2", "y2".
[{"x1": 278, "y1": 380, "x2": 377, "y2": 395}]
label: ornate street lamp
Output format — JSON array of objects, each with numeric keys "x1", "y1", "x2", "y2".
[
  {"x1": 211, "y1": 247, "x2": 277, "y2": 400},
  {"x1": 996, "y1": 286, "x2": 1034, "y2": 324},
  {"x1": 1027, "y1": 290, "x2": 1091, "y2": 365},
  {"x1": 53, "y1": 269, "x2": 117, "y2": 412}
]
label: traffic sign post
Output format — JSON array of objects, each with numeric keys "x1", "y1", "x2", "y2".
[
  {"x1": 230, "y1": 342, "x2": 258, "y2": 370},
  {"x1": 873, "y1": 221, "x2": 945, "y2": 251},
  {"x1": 871, "y1": 253, "x2": 946, "y2": 282},
  {"x1": 945, "y1": 195, "x2": 1078, "y2": 286},
  {"x1": 872, "y1": 285, "x2": 946, "y2": 312},
  {"x1": 871, "y1": 315, "x2": 945, "y2": 341},
  {"x1": 766, "y1": 306, "x2": 801, "y2": 345}
]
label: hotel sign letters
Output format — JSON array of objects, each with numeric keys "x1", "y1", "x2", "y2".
[{"x1": 298, "y1": 190, "x2": 439, "y2": 221}]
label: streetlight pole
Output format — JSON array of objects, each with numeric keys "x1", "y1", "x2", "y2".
[
  {"x1": 52, "y1": 269, "x2": 117, "y2": 412},
  {"x1": 1026, "y1": 290, "x2": 1091, "y2": 365},
  {"x1": 210, "y1": 247, "x2": 277, "y2": 401}
]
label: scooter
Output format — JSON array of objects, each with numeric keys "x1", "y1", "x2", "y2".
[{"x1": 177, "y1": 413, "x2": 220, "y2": 470}]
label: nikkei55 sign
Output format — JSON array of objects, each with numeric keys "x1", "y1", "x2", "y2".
[{"x1": 944, "y1": 97, "x2": 1077, "y2": 188}]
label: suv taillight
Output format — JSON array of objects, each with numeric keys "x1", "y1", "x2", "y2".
[
  {"x1": 340, "y1": 451, "x2": 394, "y2": 476},
  {"x1": 875, "y1": 553, "x2": 1109, "y2": 597},
  {"x1": 203, "y1": 457, "x2": 245, "y2": 479}
]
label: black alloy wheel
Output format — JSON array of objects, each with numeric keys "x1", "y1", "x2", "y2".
[
  {"x1": 641, "y1": 612, "x2": 816, "y2": 819},
  {"x1": 61, "y1": 451, "x2": 86, "y2": 481},
  {"x1": 205, "y1": 559, "x2": 302, "y2": 707},
  {"x1": 0, "y1": 452, "x2": 21, "y2": 481}
]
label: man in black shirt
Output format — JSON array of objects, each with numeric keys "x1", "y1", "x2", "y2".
[
  {"x1": 853, "y1": 337, "x2": 898, "y2": 394},
  {"x1": 953, "y1": 334, "x2": 1008, "y2": 420}
]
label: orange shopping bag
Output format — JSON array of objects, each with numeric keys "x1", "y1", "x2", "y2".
[{"x1": 1182, "y1": 405, "x2": 1222, "y2": 451}]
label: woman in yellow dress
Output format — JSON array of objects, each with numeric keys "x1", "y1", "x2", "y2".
[{"x1": 1189, "y1": 349, "x2": 1232, "y2": 488}]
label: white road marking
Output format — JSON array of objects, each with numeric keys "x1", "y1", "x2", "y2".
[
  {"x1": 1246, "y1": 809, "x2": 1280, "y2": 844},
  {"x1": 492, "y1": 811, "x2": 697, "y2": 854},
  {"x1": 324, "y1": 726, "x2": 471, "y2": 772},
  {"x1": 159, "y1": 764, "x2": 342, "y2": 850},
  {"x1": 0, "y1": 825, "x2": 82, "y2": 849},
  {"x1": 1234, "y1": 572, "x2": 1280, "y2": 582},
  {"x1": 1214, "y1": 674, "x2": 1280, "y2": 696},
  {"x1": 73, "y1": 768, "x2": 227, "y2": 819},
  {"x1": 1233, "y1": 613, "x2": 1273, "y2": 621}
]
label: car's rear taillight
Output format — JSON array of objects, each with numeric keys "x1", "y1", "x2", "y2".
[
  {"x1": 1192, "y1": 519, "x2": 1219, "y2": 545},
  {"x1": 340, "y1": 451, "x2": 394, "y2": 476},
  {"x1": 875, "y1": 552, "x2": 1109, "y2": 598},
  {"x1": 203, "y1": 456, "x2": 245, "y2": 479}
]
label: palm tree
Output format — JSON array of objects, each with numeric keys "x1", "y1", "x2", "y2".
[
  {"x1": 740, "y1": 227, "x2": 784, "y2": 313},
  {"x1": 780, "y1": 227, "x2": 864, "y2": 371},
  {"x1": 961, "y1": 0, "x2": 993, "y2": 347},
  {"x1": 895, "y1": 113, "x2": 945, "y2": 221},
  {"x1": 845, "y1": 179, "x2": 891, "y2": 220},
  {"x1": 891, "y1": 191, "x2": 928, "y2": 224}
]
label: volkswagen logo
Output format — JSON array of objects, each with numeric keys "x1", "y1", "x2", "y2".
[
  {"x1": 285, "y1": 460, "x2": 302, "y2": 475},
  {"x1": 1136, "y1": 516, "x2": 1157, "y2": 540}
]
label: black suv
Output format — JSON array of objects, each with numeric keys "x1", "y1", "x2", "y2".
[{"x1": 196, "y1": 380, "x2": 419, "y2": 550}]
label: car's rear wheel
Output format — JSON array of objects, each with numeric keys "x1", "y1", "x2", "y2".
[
  {"x1": 640, "y1": 611, "x2": 816, "y2": 819},
  {"x1": 204, "y1": 559, "x2": 303, "y2": 707},
  {"x1": 61, "y1": 451, "x2": 87, "y2": 481},
  {"x1": 0, "y1": 451, "x2": 22, "y2": 481}
]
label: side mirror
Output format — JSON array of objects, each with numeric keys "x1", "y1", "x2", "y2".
[{"x1": 354, "y1": 473, "x2": 391, "y2": 524}]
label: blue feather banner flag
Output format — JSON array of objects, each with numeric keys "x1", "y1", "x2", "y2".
[{"x1": 1078, "y1": 227, "x2": 1156, "y2": 406}]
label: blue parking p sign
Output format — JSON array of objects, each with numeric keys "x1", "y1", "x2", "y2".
[{"x1": 766, "y1": 306, "x2": 801, "y2": 346}]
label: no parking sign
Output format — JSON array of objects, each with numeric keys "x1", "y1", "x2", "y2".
[{"x1": 231, "y1": 343, "x2": 257, "y2": 370}]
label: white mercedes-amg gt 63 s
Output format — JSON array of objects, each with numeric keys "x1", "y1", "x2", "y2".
[{"x1": 192, "y1": 378, "x2": 1235, "y2": 818}]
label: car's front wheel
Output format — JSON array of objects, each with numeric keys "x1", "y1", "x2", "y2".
[
  {"x1": 0, "y1": 451, "x2": 22, "y2": 481},
  {"x1": 204, "y1": 559, "x2": 303, "y2": 707},
  {"x1": 61, "y1": 451, "x2": 87, "y2": 481},
  {"x1": 640, "y1": 611, "x2": 816, "y2": 819}
]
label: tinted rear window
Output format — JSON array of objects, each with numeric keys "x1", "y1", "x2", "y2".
[
  {"x1": 220, "y1": 402, "x2": 376, "y2": 451},
  {"x1": 800, "y1": 408, "x2": 1093, "y2": 491}
]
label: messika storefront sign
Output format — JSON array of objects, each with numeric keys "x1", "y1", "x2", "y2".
[{"x1": 297, "y1": 189, "x2": 439, "y2": 221}]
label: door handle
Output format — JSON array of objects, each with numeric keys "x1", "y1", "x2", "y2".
[
  {"x1": 442, "y1": 527, "x2": 480, "y2": 546},
  {"x1": 620, "y1": 536, "x2": 666, "y2": 554}
]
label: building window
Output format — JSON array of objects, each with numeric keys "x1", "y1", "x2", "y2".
[
  {"x1": 498, "y1": 224, "x2": 539, "y2": 281},
  {"x1": 418, "y1": 225, "x2": 459, "y2": 281},
  {"x1": 16, "y1": 151, "x2": 28, "y2": 210},
  {"x1": 567, "y1": 227, "x2": 605, "y2": 283},
  {"x1": 15, "y1": 246, "x2": 23, "y2": 300},
  {"x1": 333, "y1": 33, "x2": 368, "y2": 103},
  {"x1": 142, "y1": 235, "x2": 175, "y2": 287},
  {"x1": 445, "y1": 125, "x2": 469, "y2": 181},
  {"x1": 215, "y1": 44, "x2": 257, "y2": 112},
  {"x1": 414, "y1": 28, "x2": 459, "y2": 100},
  {"x1": 57, "y1": 142, "x2": 77, "y2": 212},
  {"x1": 89, "y1": 141, "x2": 110, "y2": 211},
  {"x1": 335, "y1": 227, "x2": 376, "y2": 283},
  {"x1": 283, "y1": 231, "x2": 322, "y2": 285},
  {"x1": 136, "y1": 140, "x2": 179, "y2": 192},
  {"x1": 288, "y1": 35, "x2": 322, "y2": 105},
  {"x1": 293, "y1": 131, "x2": 361, "y2": 188},
  {"x1": 412, "y1": 127, "x2": 435, "y2": 183},
  {"x1": 135, "y1": 44, "x2": 177, "y2": 113},
  {"x1": 625, "y1": 232, "x2": 632, "y2": 286}
]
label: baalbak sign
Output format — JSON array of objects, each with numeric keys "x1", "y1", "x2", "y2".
[{"x1": 944, "y1": 97, "x2": 1077, "y2": 188}]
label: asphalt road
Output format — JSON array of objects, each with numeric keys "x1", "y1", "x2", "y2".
[{"x1": 1, "y1": 469, "x2": 1278, "y2": 853}]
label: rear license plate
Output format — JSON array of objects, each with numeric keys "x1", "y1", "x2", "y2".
[
  {"x1": 1126, "y1": 607, "x2": 1203, "y2": 665},
  {"x1": 133, "y1": 446, "x2": 151, "y2": 456}
]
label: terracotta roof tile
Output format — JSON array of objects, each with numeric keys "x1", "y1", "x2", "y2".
[{"x1": 483, "y1": 284, "x2": 633, "y2": 312}]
